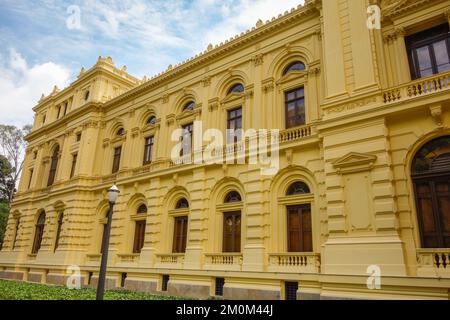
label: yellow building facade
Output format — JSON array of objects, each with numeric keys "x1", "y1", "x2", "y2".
[{"x1": 1, "y1": 0, "x2": 450, "y2": 300}]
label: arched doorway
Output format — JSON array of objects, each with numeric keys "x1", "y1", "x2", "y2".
[{"x1": 412, "y1": 136, "x2": 450, "y2": 248}]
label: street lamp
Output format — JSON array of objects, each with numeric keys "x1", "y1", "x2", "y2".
[{"x1": 96, "y1": 184, "x2": 120, "y2": 300}]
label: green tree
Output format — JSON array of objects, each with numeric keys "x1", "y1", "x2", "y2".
[
  {"x1": 0, "y1": 124, "x2": 31, "y2": 205},
  {"x1": 0, "y1": 155, "x2": 14, "y2": 202},
  {"x1": 0, "y1": 202, "x2": 8, "y2": 249}
]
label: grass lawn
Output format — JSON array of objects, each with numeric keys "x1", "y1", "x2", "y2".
[{"x1": 0, "y1": 279, "x2": 186, "y2": 300}]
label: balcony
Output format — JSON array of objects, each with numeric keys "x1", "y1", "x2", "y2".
[
  {"x1": 204, "y1": 253, "x2": 243, "y2": 271},
  {"x1": 382, "y1": 71, "x2": 450, "y2": 104},
  {"x1": 155, "y1": 253, "x2": 185, "y2": 269},
  {"x1": 416, "y1": 249, "x2": 450, "y2": 278},
  {"x1": 268, "y1": 253, "x2": 320, "y2": 274},
  {"x1": 116, "y1": 253, "x2": 140, "y2": 265}
]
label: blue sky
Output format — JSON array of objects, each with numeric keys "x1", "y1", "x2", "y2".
[{"x1": 0, "y1": 0, "x2": 304, "y2": 127}]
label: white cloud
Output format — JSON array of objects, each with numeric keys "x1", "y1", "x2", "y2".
[{"x1": 0, "y1": 49, "x2": 71, "y2": 128}]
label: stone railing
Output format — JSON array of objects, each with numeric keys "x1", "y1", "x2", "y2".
[
  {"x1": 268, "y1": 253, "x2": 320, "y2": 274},
  {"x1": 279, "y1": 125, "x2": 313, "y2": 143},
  {"x1": 383, "y1": 71, "x2": 450, "y2": 104},
  {"x1": 155, "y1": 253, "x2": 185, "y2": 268},
  {"x1": 417, "y1": 249, "x2": 450, "y2": 278},
  {"x1": 204, "y1": 253, "x2": 243, "y2": 271},
  {"x1": 116, "y1": 253, "x2": 140, "y2": 264},
  {"x1": 85, "y1": 254, "x2": 102, "y2": 265}
]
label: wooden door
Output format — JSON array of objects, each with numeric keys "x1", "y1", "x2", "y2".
[
  {"x1": 287, "y1": 205, "x2": 312, "y2": 252},
  {"x1": 223, "y1": 212, "x2": 241, "y2": 253}
]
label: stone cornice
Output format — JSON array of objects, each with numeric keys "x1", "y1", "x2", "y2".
[
  {"x1": 102, "y1": 1, "x2": 320, "y2": 110},
  {"x1": 26, "y1": 102, "x2": 103, "y2": 143},
  {"x1": 33, "y1": 64, "x2": 139, "y2": 112}
]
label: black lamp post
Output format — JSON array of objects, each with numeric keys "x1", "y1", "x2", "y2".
[{"x1": 96, "y1": 184, "x2": 120, "y2": 300}]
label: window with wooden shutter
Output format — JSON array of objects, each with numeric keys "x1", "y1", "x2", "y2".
[
  {"x1": 133, "y1": 220, "x2": 146, "y2": 253},
  {"x1": 287, "y1": 205, "x2": 312, "y2": 252},
  {"x1": 223, "y1": 212, "x2": 241, "y2": 253},
  {"x1": 47, "y1": 146, "x2": 60, "y2": 186},
  {"x1": 172, "y1": 216, "x2": 188, "y2": 253},
  {"x1": 112, "y1": 146, "x2": 122, "y2": 173},
  {"x1": 412, "y1": 136, "x2": 450, "y2": 248},
  {"x1": 32, "y1": 212, "x2": 46, "y2": 254}
]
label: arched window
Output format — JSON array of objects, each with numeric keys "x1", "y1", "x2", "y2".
[
  {"x1": 116, "y1": 128, "x2": 125, "y2": 137},
  {"x1": 182, "y1": 101, "x2": 195, "y2": 112},
  {"x1": 133, "y1": 204, "x2": 147, "y2": 253},
  {"x1": 286, "y1": 181, "x2": 310, "y2": 196},
  {"x1": 137, "y1": 204, "x2": 148, "y2": 214},
  {"x1": 47, "y1": 145, "x2": 60, "y2": 186},
  {"x1": 227, "y1": 83, "x2": 244, "y2": 95},
  {"x1": 175, "y1": 198, "x2": 189, "y2": 209},
  {"x1": 412, "y1": 136, "x2": 450, "y2": 248},
  {"x1": 224, "y1": 191, "x2": 242, "y2": 203},
  {"x1": 147, "y1": 116, "x2": 157, "y2": 125},
  {"x1": 32, "y1": 212, "x2": 46, "y2": 254},
  {"x1": 54, "y1": 212, "x2": 64, "y2": 251},
  {"x1": 283, "y1": 61, "x2": 306, "y2": 75}
]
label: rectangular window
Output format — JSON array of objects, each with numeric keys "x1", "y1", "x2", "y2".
[
  {"x1": 63, "y1": 102, "x2": 68, "y2": 116},
  {"x1": 70, "y1": 153, "x2": 77, "y2": 178},
  {"x1": 285, "y1": 282, "x2": 298, "y2": 301},
  {"x1": 54, "y1": 213, "x2": 64, "y2": 251},
  {"x1": 112, "y1": 146, "x2": 122, "y2": 173},
  {"x1": 143, "y1": 136, "x2": 154, "y2": 165},
  {"x1": 28, "y1": 169, "x2": 34, "y2": 190},
  {"x1": 172, "y1": 216, "x2": 188, "y2": 253},
  {"x1": 223, "y1": 212, "x2": 241, "y2": 253},
  {"x1": 76, "y1": 133, "x2": 82, "y2": 142},
  {"x1": 162, "y1": 275, "x2": 170, "y2": 292},
  {"x1": 227, "y1": 107, "x2": 243, "y2": 144},
  {"x1": 12, "y1": 218, "x2": 20, "y2": 250},
  {"x1": 133, "y1": 220, "x2": 146, "y2": 253},
  {"x1": 56, "y1": 106, "x2": 61, "y2": 119},
  {"x1": 215, "y1": 278, "x2": 225, "y2": 296},
  {"x1": 287, "y1": 205, "x2": 312, "y2": 252},
  {"x1": 285, "y1": 87, "x2": 305, "y2": 129},
  {"x1": 121, "y1": 273, "x2": 127, "y2": 288},
  {"x1": 406, "y1": 24, "x2": 450, "y2": 80},
  {"x1": 180, "y1": 123, "x2": 193, "y2": 156}
]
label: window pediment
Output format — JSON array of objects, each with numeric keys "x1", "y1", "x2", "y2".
[
  {"x1": 176, "y1": 105, "x2": 202, "y2": 122},
  {"x1": 333, "y1": 152, "x2": 377, "y2": 174},
  {"x1": 276, "y1": 70, "x2": 308, "y2": 86}
]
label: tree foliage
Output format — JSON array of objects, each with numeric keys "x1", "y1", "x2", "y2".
[
  {"x1": 0, "y1": 202, "x2": 8, "y2": 249},
  {"x1": 0, "y1": 124, "x2": 31, "y2": 205}
]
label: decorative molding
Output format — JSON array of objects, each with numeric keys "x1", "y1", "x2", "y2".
[
  {"x1": 166, "y1": 114, "x2": 175, "y2": 126},
  {"x1": 202, "y1": 76, "x2": 212, "y2": 87},
  {"x1": 429, "y1": 104, "x2": 443, "y2": 127},
  {"x1": 325, "y1": 96, "x2": 379, "y2": 115},
  {"x1": 208, "y1": 98, "x2": 220, "y2": 112},
  {"x1": 131, "y1": 127, "x2": 140, "y2": 138},
  {"x1": 252, "y1": 53, "x2": 264, "y2": 66},
  {"x1": 162, "y1": 94, "x2": 169, "y2": 104},
  {"x1": 333, "y1": 152, "x2": 377, "y2": 174},
  {"x1": 262, "y1": 78, "x2": 275, "y2": 93}
]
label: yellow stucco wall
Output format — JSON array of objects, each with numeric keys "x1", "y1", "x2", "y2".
[{"x1": 1, "y1": 0, "x2": 450, "y2": 300}]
